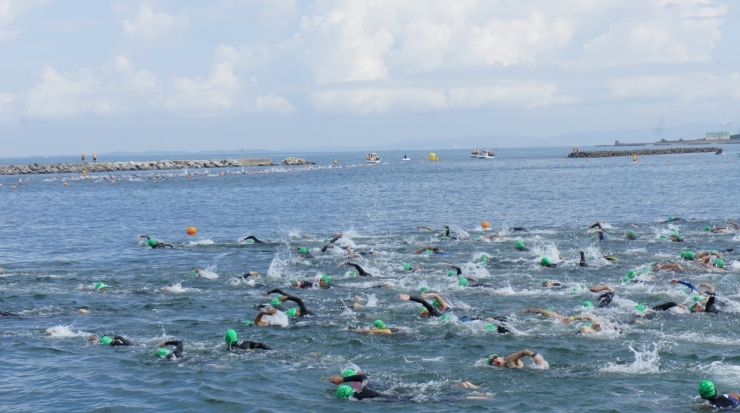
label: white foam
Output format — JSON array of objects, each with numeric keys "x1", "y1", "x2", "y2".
[
  {"x1": 601, "y1": 343, "x2": 661, "y2": 374},
  {"x1": 46, "y1": 325, "x2": 89, "y2": 338},
  {"x1": 163, "y1": 282, "x2": 195, "y2": 293},
  {"x1": 197, "y1": 269, "x2": 218, "y2": 279},
  {"x1": 188, "y1": 238, "x2": 214, "y2": 246}
]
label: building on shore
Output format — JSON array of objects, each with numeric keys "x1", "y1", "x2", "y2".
[{"x1": 706, "y1": 131, "x2": 730, "y2": 140}]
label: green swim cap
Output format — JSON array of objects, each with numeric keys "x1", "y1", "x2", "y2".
[
  {"x1": 635, "y1": 304, "x2": 646, "y2": 312},
  {"x1": 447, "y1": 270, "x2": 457, "y2": 277},
  {"x1": 542, "y1": 278, "x2": 551, "y2": 283},
  {"x1": 403, "y1": 263, "x2": 411, "y2": 271},
  {"x1": 242, "y1": 320, "x2": 253, "y2": 325},
  {"x1": 432, "y1": 298, "x2": 440, "y2": 307},
  {"x1": 642, "y1": 268, "x2": 649, "y2": 273},
  {"x1": 681, "y1": 250, "x2": 695, "y2": 259},
  {"x1": 627, "y1": 230, "x2": 635, "y2": 237},
  {"x1": 94, "y1": 282, "x2": 107, "y2": 290},
  {"x1": 692, "y1": 295, "x2": 702, "y2": 302},
  {"x1": 487, "y1": 353, "x2": 499, "y2": 363},
  {"x1": 458, "y1": 277, "x2": 469, "y2": 286},
  {"x1": 584, "y1": 322, "x2": 593, "y2": 327},
  {"x1": 99, "y1": 336, "x2": 113, "y2": 345},
  {"x1": 270, "y1": 297, "x2": 282, "y2": 306},
  {"x1": 486, "y1": 323, "x2": 496, "y2": 330},
  {"x1": 373, "y1": 320, "x2": 386, "y2": 330},
  {"x1": 582, "y1": 301, "x2": 593, "y2": 307},
  {"x1": 627, "y1": 270, "x2": 637, "y2": 279},
  {"x1": 715, "y1": 259, "x2": 724, "y2": 268},
  {"x1": 246, "y1": 239, "x2": 254, "y2": 244},
  {"x1": 420, "y1": 306, "x2": 428, "y2": 314},
  {"x1": 699, "y1": 380, "x2": 716, "y2": 398},
  {"x1": 515, "y1": 241, "x2": 525, "y2": 249},
  {"x1": 342, "y1": 368, "x2": 356, "y2": 377},
  {"x1": 148, "y1": 238, "x2": 157, "y2": 246},
  {"x1": 441, "y1": 313, "x2": 452, "y2": 321},
  {"x1": 540, "y1": 257, "x2": 551, "y2": 266},
  {"x1": 476, "y1": 235, "x2": 482, "y2": 240},
  {"x1": 286, "y1": 308, "x2": 297, "y2": 317},
  {"x1": 224, "y1": 329, "x2": 238, "y2": 344},
  {"x1": 156, "y1": 348, "x2": 170, "y2": 358},
  {"x1": 298, "y1": 247, "x2": 308, "y2": 254},
  {"x1": 336, "y1": 385, "x2": 354, "y2": 399},
  {"x1": 659, "y1": 234, "x2": 667, "y2": 239},
  {"x1": 668, "y1": 216, "x2": 675, "y2": 221},
  {"x1": 682, "y1": 288, "x2": 690, "y2": 294},
  {"x1": 323, "y1": 238, "x2": 329, "y2": 243},
  {"x1": 709, "y1": 249, "x2": 718, "y2": 254},
  {"x1": 425, "y1": 249, "x2": 433, "y2": 255},
  {"x1": 349, "y1": 271, "x2": 358, "y2": 277},
  {"x1": 621, "y1": 276, "x2": 630, "y2": 283},
  {"x1": 321, "y1": 275, "x2": 331, "y2": 284},
  {"x1": 705, "y1": 226, "x2": 711, "y2": 231},
  {"x1": 290, "y1": 278, "x2": 298, "y2": 283},
  {"x1": 419, "y1": 286, "x2": 430, "y2": 293},
  {"x1": 650, "y1": 262, "x2": 658, "y2": 267}
]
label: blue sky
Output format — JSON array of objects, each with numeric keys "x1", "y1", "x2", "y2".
[{"x1": 0, "y1": 0, "x2": 738, "y2": 156}]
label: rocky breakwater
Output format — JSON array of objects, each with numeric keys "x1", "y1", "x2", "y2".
[
  {"x1": 0, "y1": 159, "x2": 244, "y2": 175},
  {"x1": 568, "y1": 147, "x2": 721, "y2": 158},
  {"x1": 281, "y1": 157, "x2": 315, "y2": 165}
]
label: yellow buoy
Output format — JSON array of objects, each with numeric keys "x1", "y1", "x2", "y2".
[{"x1": 428, "y1": 153, "x2": 437, "y2": 161}]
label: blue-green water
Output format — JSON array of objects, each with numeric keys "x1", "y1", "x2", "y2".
[{"x1": 1, "y1": 147, "x2": 739, "y2": 412}]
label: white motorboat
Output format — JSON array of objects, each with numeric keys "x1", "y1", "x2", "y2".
[{"x1": 366, "y1": 153, "x2": 381, "y2": 163}]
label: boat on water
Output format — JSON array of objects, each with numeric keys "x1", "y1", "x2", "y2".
[
  {"x1": 472, "y1": 149, "x2": 495, "y2": 159},
  {"x1": 401, "y1": 154, "x2": 411, "y2": 161},
  {"x1": 366, "y1": 153, "x2": 381, "y2": 163}
]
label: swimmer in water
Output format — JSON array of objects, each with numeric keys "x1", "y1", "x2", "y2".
[
  {"x1": 330, "y1": 372, "x2": 490, "y2": 401},
  {"x1": 252, "y1": 308, "x2": 279, "y2": 326},
  {"x1": 224, "y1": 329, "x2": 270, "y2": 350},
  {"x1": 415, "y1": 246, "x2": 445, "y2": 254},
  {"x1": 698, "y1": 380, "x2": 740, "y2": 409},
  {"x1": 445, "y1": 265, "x2": 492, "y2": 287},
  {"x1": 1, "y1": 311, "x2": 18, "y2": 317},
  {"x1": 399, "y1": 293, "x2": 448, "y2": 317},
  {"x1": 663, "y1": 216, "x2": 687, "y2": 223},
  {"x1": 156, "y1": 340, "x2": 184, "y2": 359},
  {"x1": 88, "y1": 335, "x2": 132, "y2": 346},
  {"x1": 519, "y1": 308, "x2": 597, "y2": 325},
  {"x1": 579, "y1": 250, "x2": 588, "y2": 267},
  {"x1": 589, "y1": 221, "x2": 607, "y2": 230},
  {"x1": 239, "y1": 235, "x2": 265, "y2": 244},
  {"x1": 542, "y1": 279, "x2": 566, "y2": 288},
  {"x1": 669, "y1": 278, "x2": 698, "y2": 292},
  {"x1": 515, "y1": 240, "x2": 529, "y2": 251},
  {"x1": 263, "y1": 289, "x2": 315, "y2": 316},
  {"x1": 652, "y1": 262, "x2": 685, "y2": 271},
  {"x1": 626, "y1": 230, "x2": 637, "y2": 240},
  {"x1": 511, "y1": 227, "x2": 528, "y2": 232},
  {"x1": 138, "y1": 235, "x2": 174, "y2": 248},
  {"x1": 295, "y1": 247, "x2": 314, "y2": 259},
  {"x1": 338, "y1": 261, "x2": 372, "y2": 277},
  {"x1": 539, "y1": 257, "x2": 557, "y2": 267},
  {"x1": 351, "y1": 319, "x2": 400, "y2": 334},
  {"x1": 486, "y1": 350, "x2": 546, "y2": 368}
]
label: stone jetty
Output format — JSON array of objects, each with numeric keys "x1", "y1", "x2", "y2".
[
  {"x1": 281, "y1": 157, "x2": 315, "y2": 165},
  {"x1": 568, "y1": 147, "x2": 721, "y2": 158},
  {"x1": 0, "y1": 157, "x2": 288, "y2": 175}
]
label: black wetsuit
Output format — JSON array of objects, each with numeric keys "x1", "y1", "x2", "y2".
[
  {"x1": 161, "y1": 340, "x2": 184, "y2": 359},
  {"x1": 227, "y1": 340, "x2": 271, "y2": 350},
  {"x1": 598, "y1": 292, "x2": 614, "y2": 308},
  {"x1": 545, "y1": 282, "x2": 566, "y2": 289},
  {"x1": 240, "y1": 235, "x2": 265, "y2": 244},
  {"x1": 579, "y1": 251, "x2": 587, "y2": 267},
  {"x1": 283, "y1": 295, "x2": 315, "y2": 316},
  {"x1": 140, "y1": 235, "x2": 174, "y2": 249},
  {"x1": 341, "y1": 375, "x2": 389, "y2": 400},
  {"x1": 652, "y1": 302, "x2": 680, "y2": 311},
  {"x1": 408, "y1": 296, "x2": 443, "y2": 317},
  {"x1": 511, "y1": 227, "x2": 528, "y2": 232},
  {"x1": 0, "y1": 311, "x2": 17, "y2": 317},
  {"x1": 106, "y1": 335, "x2": 132, "y2": 346},
  {"x1": 704, "y1": 296, "x2": 720, "y2": 314},
  {"x1": 295, "y1": 281, "x2": 315, "y2": 289},
  {"x1": 589, "y1": 223, "x2": 603, "y2": 229},
  {"x1": 346, "y1": 262, "x2": 372, "y2": 277},
  {"x1": 705, "y1": 394, "x2": 740, "y2": 409}
]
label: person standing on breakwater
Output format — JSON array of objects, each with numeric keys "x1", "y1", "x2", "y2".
[
  {"x1": 93, "y1": 153, "x2": 97, "y2": 163},
  {"x1": 81, "y1": 152, "x2": 85, "y2": 162}
]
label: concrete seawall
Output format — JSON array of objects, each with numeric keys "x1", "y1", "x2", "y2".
[
  {"x1": 0, "y1": 158, "x2": 270, "y2": 175},
  {"x1": 568, "y1": 147, "x2": 721, "y2": 158}
]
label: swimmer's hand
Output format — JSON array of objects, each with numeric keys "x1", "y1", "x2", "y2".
[
  {"x1": 399, "y1": 294, "x2": 410, "y2": 301},
  {"x1": 669, "y1": 279, "x2": 678, "y2": 284},
  {"x1": 158, "y1": 342, "x2": 167, "y2": 348},
  {"x1": 328, "y1": 376, "x2": 344, "y2": 384}
]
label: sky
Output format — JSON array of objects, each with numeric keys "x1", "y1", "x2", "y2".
[{"x1": 0, "y1": 0, "x2": 738, "y2": 156}]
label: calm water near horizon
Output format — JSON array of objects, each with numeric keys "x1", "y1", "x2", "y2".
[{"x1": 1, "y1": 146, "x2": 739, "y2": 412}]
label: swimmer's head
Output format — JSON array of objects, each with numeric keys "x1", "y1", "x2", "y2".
[
  {"x1": 419, "y1": 286, "x2": 430, "y2": 293},
  {"x1": 542, "y1": 279, "x2": 552, "y2": 287},
  {"x1": 627, "y1": 270, "x2": 637, "y2": 279},
  {"x1": 582, "y1": 301, "x2": 593, "y2": 307},
  {"x1": 704, "y1": 226, "x2": 711, "y2": 231},
  {"x1": 320, "y1": 275, "x2": 331, "y2": 286},
  {"x1": 668, "y1": 216, "x2": 675, "y2": 221},
  {"x1": 336, "y1": 385, "x2": 354, "y2": 399},
  {"x1": 690, "y1": 303, "x2": 705, "y2": 313},
  {"x1": 298, "y1": 247, "x2": 308, "y2": 254},
  {"x1": 403, "y1": 263, "x2": 411, "y2": 271},
  {"x1": 515, "y1": 241, "x2": 525, "y2": 250},
  {"x1": 488, "y1": 353, "x2": 505, "y2": 367},
  {"x1": 341, "y1": 368, "x2": 356, "y2": 377},
  {"x1": 270, "y1": 297, "x2": 282, "y2": 306},
  {"x1": 540, "y1": 257, "x2": 551, "y2": 266},
  {"x1": 458, "y1": 277, "x2": 469, "y2": 287},
  {"x1": 224, "y1": 329, "x2": 238, "y2": 344},
  {"x1": 290, "y1": 278, "x2": 300, "y2": 286},
  {"x1": 715, "y1": 259, "x2": 724, "y2": 268},
  {"x1": 699, "y1": 380, "x2": 716, "y2": 399},
  {"x1": 635, "y1": 304, "x2": 646, "y2": 312},
  {"x1": 99, "y1": 336, "x2": 113, "y2": 345},
  {"x1": 156, "y1": 348, "x2": 171, "y2": 358},
  {"x1": 94, "y1": 282, "x2": 107, "y2": 291},
  {"x1": 148, "y1": 238, "x2": 157, "y2": 246},
  {"x1": 286, "y1": 308, "x2": 298, "y2": 317},
  {"x1": 373, "y1": 319, "x2": 386, "y2": 330},
  {"x1": 680, "y1": 250, "x2": 695, "y2": 260},
  {"x1": 626, "y1": 230, "x2": 635, "y2": 238},
  {"x1": 419, "y1": 307, "x2": 430, "y2": 318}
]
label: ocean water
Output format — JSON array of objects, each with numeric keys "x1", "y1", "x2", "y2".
[{"x1": 1, "y1": 147, "x2": 739, "y2": 412}]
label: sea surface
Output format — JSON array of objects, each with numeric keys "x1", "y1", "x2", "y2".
[{"x1": 1, "y1": 146, "x2": 739, "y2": 412}]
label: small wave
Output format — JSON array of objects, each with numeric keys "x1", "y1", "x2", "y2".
[
  {"x1": 163, "y1": 282, "x2": 196, "y2": 293},
  {"x1": 601, "y1": 343, "x2": 661, "y2": 374},
  {"x1": 188, "y1": 238, "x2": 214, "y2": 246},
  {"x1": 46, "y1": 325, "x2": 89, "y2": 338}
]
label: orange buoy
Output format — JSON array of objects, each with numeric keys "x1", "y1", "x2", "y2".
[
  {"x1": 187, "y1": 226, "x2": 197, "y2": 236},
  {"x1": 63, "y1": 182, "x2": 68, "y2": 186},
  {"x1": 11, "y1": 185, "x2": 16, "y2": 189},
  {"x1": 481, "y1": 221, "x2": 491, "y2": 229}
]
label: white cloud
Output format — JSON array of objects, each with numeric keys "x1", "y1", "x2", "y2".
[
  {"x1": 607, "y1": 72, "x2": 740, "y2": 101},
  {"x1": 121, "y1": 4, "x2": 189, "y2": 39},
  {"x1": 104, "y1": 55, "x2": 158, "y2": 95},
  {"x1": 582, "y1": 0, "x2": 727, "y2": 65},
  {"x1": 256, "y1": 93, "x2": 292, "y2": 113},
  {"x1": 0, "y1": 92, "x2": 17, "y2": 112},
  {"x1": 0, "y1": 0, "x2": 50, "y2": 42},
  {"x1": 307, "y1": 82, "x2": 577, "y2": 114},
  {"x1": 167, "y1": 61, "x2": 241, "y2": 112},
  {"x1": 24, "y1": 66, "x2": 101, "y2": 118}
]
